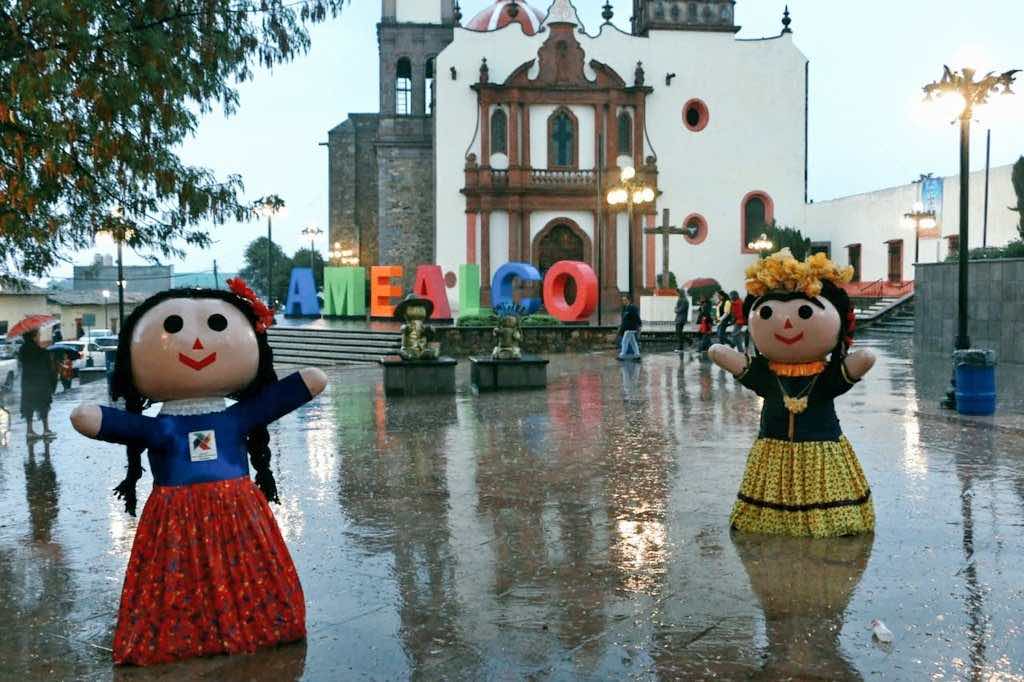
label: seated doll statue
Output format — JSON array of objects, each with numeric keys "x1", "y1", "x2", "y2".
[
  {"x1": 709, "y1": 249, "x2": 875, "y2": 538},
  {"x1": 395, "y1": 294, "x2": 440, "y2": 361},
  {"x1": 70, "y1": 279, "x2": 328, "y2": 666},
  {"x1": 492, "y1": 312, "x2": 523, "y2": 360}
]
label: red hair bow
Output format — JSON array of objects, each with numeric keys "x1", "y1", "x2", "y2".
[{"x1": 226, "y1": 277, "x2": 276, "y2": 333}]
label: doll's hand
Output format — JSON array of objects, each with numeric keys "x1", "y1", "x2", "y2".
[
  {"x1": 299, "y1": 368, "x2": 328, "y2": 397},
  {"x1": 709, "y1": 344, "x2": 747, "y2": 376},
  {"x1": 843, "y1": 349, "x2": 876, "y2": 381},
  {"x1": 70, "y1": 403, "x2": 103, "y2": 438}
]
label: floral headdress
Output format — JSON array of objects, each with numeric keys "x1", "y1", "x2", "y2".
[
  {"x1": 745, "y1": 248, "x2": 854, "y2": 299},
  {"x1": 226, "y1": 277, "x2": 276, "y2": 333}
]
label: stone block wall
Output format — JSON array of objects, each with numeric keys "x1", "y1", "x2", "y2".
[
  {"x1": 328, "y1": 114, "x2": 380, "y2": 268},
  {"x1": 377, "y1": 125, "x2": 435, "y2": 290},
  {"x1": 915, "y1": 258, "x2": 1024, "y2": 363}
]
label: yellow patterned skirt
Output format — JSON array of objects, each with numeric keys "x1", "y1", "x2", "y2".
[{"x1": 730, "y1": 436, "x2": 874, "y2": 538}]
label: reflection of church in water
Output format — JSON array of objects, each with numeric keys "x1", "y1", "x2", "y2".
[{"x1": 329, "y1": 0, "x2": 808, "y2": 310}]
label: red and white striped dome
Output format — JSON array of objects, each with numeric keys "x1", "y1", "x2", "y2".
[{"x1": 466, "y1": 1, "x2": 546, "y2": 35}]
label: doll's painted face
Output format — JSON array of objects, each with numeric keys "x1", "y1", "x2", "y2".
[
  {"x1": 130, "y1": 298, "x2": 260, "y2": 401},
  {"x1": 749, "y1": 295, "x2": 841, "y2": 363}
]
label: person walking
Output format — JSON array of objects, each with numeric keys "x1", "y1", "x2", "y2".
[
  {"x1": 18, "y1": 328, "x2": 57, "y2": 440},
  {"x1": 729, "y1": 290, "x2": 748, "y2": 353},
  {"x1": 674, "y1": 290, "x2": 690, "y2": 352},
  {"x1": 696, "y1": 296, "x2": 714, "y2": 353},
  {"x1": 715, "y1": 290, "x2": 733, "y2": 345},
  {"x1": 617, "y1": 293, "x2": 642, "y2": 360}
]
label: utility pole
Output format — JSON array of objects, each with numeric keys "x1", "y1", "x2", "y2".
[{"x1": 213, "y1": 260, "x2": 219, "y2": 289}]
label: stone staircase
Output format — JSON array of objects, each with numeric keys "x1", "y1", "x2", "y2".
[
  {"x1": 854, "y1": 295, "x2": 915, "y2": 335},
  {"x1": 267, "y1": 327, "x2": 401, "y2": 366}
]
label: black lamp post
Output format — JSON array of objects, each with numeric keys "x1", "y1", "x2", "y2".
[
  {"x1": 922, "y1": 66, "x2": 1018, "y2": 351},
  {"x1": 607, "y1": 166, "x2": 655, "y2": 301}
]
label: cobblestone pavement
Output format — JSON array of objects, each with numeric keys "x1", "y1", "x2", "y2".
[{"x1": 0, "y1": 335, "x2": 1022, "y2": 680}]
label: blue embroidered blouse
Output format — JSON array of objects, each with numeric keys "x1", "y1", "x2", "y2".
[{"x1": 97, "y1": 372, "x2": 313, "y2": 487}]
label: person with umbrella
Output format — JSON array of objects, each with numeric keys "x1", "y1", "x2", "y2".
[{"x1": 10, "y1": 315, "x2": 59, "y2": 440}]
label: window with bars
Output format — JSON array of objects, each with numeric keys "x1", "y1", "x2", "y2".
[
  {"x1": 425, "y1": 57, "x2": 435, "y2": 116},
  {"x1": 548, "y1": 108, "x2": 576, "y2": 168},
  {"x1": 617, "y1": 111, "x2": 633, "y2": 156},
  {"x1": 396, "y1": 57, "x2": 412, "y2": 116},
  {"x1": 490, "y1": 109, "x2": 508, "y2": 155}
]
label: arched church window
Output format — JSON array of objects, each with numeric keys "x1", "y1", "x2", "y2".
[
  {"x1": 617, "y1": 111, "x2": 633, "y2": 156},
  {"x1": 491, "y1": 108, "x2": 508, "y2": 155},
  {"x1": 425, "y1": 57, "x2": 435, "y2": 116},
  {"x1": 396, "y1": 57, "x2": 412, "y2": 116},
  {"x1": 548, "y1": 108, "x2": 577, "y2": 169},
  {"x1": 687, "y1": 2, "x2": 697, "y2": 21},
  {"x1": 670, "y1": 2, "x2": 681, "y2": 21},
  {"x1": 741, "y1": 191, "x2": 774, "y2": 251}
]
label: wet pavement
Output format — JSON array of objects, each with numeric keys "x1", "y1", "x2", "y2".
[{"x1": 1, "y1": 335, "x2": 1022, "y2": 681}]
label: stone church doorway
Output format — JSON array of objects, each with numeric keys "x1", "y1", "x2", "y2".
[{"x1": 534, "y1": 219, "x2": 591, "y2": 307}]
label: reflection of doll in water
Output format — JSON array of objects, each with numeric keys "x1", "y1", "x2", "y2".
[
  {"x1": 733, "y1": 532, "x2": 873, "y2": 680},
  {"x1": 70, "y1": 280, "x2": 328, "y2": 666},
  {"x1": 710, "y1": 249, "x2": 875, "y2": 537}
]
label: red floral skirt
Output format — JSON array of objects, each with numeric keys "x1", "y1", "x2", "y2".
[{"x1": 113, "y1": 477, "x2": 306, "y2": 666}]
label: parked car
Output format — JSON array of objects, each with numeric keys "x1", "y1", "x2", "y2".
[
  {"x1": 0, "y1": 356, "x2": 16, "y2": 391},
  {"x1": 0, "y1": 341, "x2": 15, "y2": 360},
  {"x1": 83, "y1": 329, "x2": 114, "y2": 342},
  {"x1": 93, "y1": 335, "x2": 120, "y2": 350},
  {"x1": 53, "y1": 340, "x2": 107, "y2": 370}
]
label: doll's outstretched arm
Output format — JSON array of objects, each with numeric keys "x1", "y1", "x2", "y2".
[
  {"x1": 71, "y1": 403, "x2": 102, "y2": 438},
  {"x1": 300, "y1": 367, "x2": 328, "y2": 397},
  {"x1": 71, "y1": 404, "x2": 155, "y2": 446},
  {"x1": 709, "y1": 344, "x2": 747, "y2": 376},
  {"x1": 843, "y1": 349, "x2": 876, "y2": 381}
]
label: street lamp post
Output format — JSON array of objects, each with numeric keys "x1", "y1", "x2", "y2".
[
  {"x1": 922, "y1": 65, "x2": 1018, "y2": 351},
  {"x1": 100, "y1": 207, "x2": 130, "y2": 329},
  {"x1": 903, "y1": 202, "x2": 938, "y2": 266},
  {"x1": 747, "y1": 233, "x2": 774, "y2": 258},
  {"x1": 301, "y1": 226, "x2": 324, "y2": 270},
  {"x1": 606, "y1": 166, "x2": 655, "y2": 301},
  {"x1": 254, "y1": 197, "x2": 285, "y2": 304},
  {"x1": 102, "y1": 290, "x2": 110, "y2": 328}
]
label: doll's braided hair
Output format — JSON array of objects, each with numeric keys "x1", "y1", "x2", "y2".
[{"x1": 109, "y1": 287, "x2": 279, "y2": 516}]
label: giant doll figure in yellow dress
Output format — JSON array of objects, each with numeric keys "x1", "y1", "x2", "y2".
[{"x1": 709, "y1": 249, "x2": 875, "y2": 537}]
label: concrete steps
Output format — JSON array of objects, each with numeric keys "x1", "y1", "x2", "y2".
[
  {"x1": 267, "y1": 327, "x2": 401, "y2": 366},
  {"x1": 855, "y1": 298, "x2": 899, "y2": 321}
]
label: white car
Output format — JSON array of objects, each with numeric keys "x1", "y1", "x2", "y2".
[
  {"x1": 57, "y1": 341, "x2": 107, "y2": 370},
  {"x1": 84, "y1": 329, "x2": 114, "y2": 342},
  {"x1": 0, "y1": 357, "x2": 16, "y2": 391}
]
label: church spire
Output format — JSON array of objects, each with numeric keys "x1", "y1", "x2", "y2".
[
  {"x1": 542, "y1": 0, "x2": 583, "y2": 30},
  {"x1": 781, "y1": 5, "x2": 792, "y2": 34}
]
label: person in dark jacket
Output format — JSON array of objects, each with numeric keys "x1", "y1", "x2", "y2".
[
  {"x1": 696, "y1": 296, "x2": 714, "y2": 352},
  {"x1": 715, "y1": 290, "x2": 733, "y2": 345},
  {"x1": 617, "y1": 293, "x2": 642, "y2": 360},
  {"x1": 729, "y1": 290, "x2": 748, "y2": 353},
  {"x1": 674, "y1": 290, "x2": 690, "y2": 351},
  {"x1": 18, "y1": 328, "x2": 56, "y2": 440}
]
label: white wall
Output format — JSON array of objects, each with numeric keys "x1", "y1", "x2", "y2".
[
  {"x1": 489, "y1": 210, "x2": 509, "y2": 267},
  {"x1": 805, "y1": 164, "x2": 1018, "y2": 283},
  {"x1": 395, "y1": 0, "x2": 441, "y2": 24},
  {"x1": 435, "y1": 20, "x2": 809, "y2": 305}
]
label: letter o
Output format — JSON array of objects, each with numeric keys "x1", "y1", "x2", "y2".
[{"x1": 542, "y1": 261, "x2": 598, "y2": 322}]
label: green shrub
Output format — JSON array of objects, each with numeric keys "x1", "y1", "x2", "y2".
[
  {"x1": 521, "y1": 313, "x2": 563, "y2": 327},
  {"x1": 944, "y1": 240, "x2": 1024, "y2": 261},
  {"x1": 456, "y1": 313, "x2": 499, "y2": 327}
]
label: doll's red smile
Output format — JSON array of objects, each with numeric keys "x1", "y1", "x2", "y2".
[
  {"x1": 774, "y1": 331, "x2": 805, "y2": 345},
  {"x1": 178, "y1": 352, "x2": 218, "y2": 370}
]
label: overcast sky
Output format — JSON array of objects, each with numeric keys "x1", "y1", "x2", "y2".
[{"x1": 50, "y1": 0, "x2": 1024, "y2": 282}]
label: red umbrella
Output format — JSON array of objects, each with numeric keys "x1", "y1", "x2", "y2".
[
  {"x1": 683, "y1": 277, "x2": 721, "y2": 290},
  {"x1": 6, "y1": 314, "x2": 58, "y2": 340}
]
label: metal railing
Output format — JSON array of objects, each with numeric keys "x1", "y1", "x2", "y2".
[{"x1": 529, "y1": 169, "x2": 597, "y2": 187}]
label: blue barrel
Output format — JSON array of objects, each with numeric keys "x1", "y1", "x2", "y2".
[{"x1": 955, "y1": 363, "x2": 996, "y2": 415}]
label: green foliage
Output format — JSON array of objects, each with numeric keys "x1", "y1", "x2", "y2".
[
  {"x1": 292, "y1": 248, "x2": 325, "y2": 290},
  {"x1": 0, "y1": 1, "x2": 348, "y2": 279},
  {"x1": 520, "y1": 313, "x2": 563, "y2": 327},
  {"x1": 945, "y1": 240, "x2": 1024, "y2": 262},
  {"x1": 656, "y1": 271, "x2": 678, "y2": 290},
  {"x1": 456, "y1": 312, "x2": 564, "y2": 327},
  {"x1": 767, "y1": 222, "x2": 812, "y2": 260},
  {"x1": 239, "y1": 237, "x2": 292, "y2": 304},
  {"x1": 1011, "y1": 156, "x2": 1024, "y2": 241},
  {"x1": 456, "y1": 313, "x2": 499, "y2": 327}
]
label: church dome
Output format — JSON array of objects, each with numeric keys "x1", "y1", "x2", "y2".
[{"x1": 466, "y1": 1, "x2": 546, "y2": 35}]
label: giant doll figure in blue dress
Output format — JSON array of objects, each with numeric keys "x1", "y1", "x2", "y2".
[
  {"x1": 70, "y1": 279, "x2": 328, "y2": 666},
  {"x1": 709, "y1": 249, "x2": 877, "y2": 538}
]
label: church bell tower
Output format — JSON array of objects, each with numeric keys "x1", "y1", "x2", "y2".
[{"x1": 631, "y1": 0, "x2": 738, "y2": 36}]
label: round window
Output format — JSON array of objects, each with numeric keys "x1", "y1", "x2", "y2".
[
  {"x1": 683, "y1": 213, "x2": 708, "y2": 245},
  {"x1": 682, "y1": 98, "x2": 709, "y2": 132}
]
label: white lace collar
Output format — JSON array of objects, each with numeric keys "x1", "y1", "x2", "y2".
[{"x1": 159, "y1": 397, "x2": 228, "y2": 416}]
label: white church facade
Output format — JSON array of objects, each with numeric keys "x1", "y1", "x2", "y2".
[{"x1": 328, "y1": 0, "x2": 1021, "y2": 315}]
